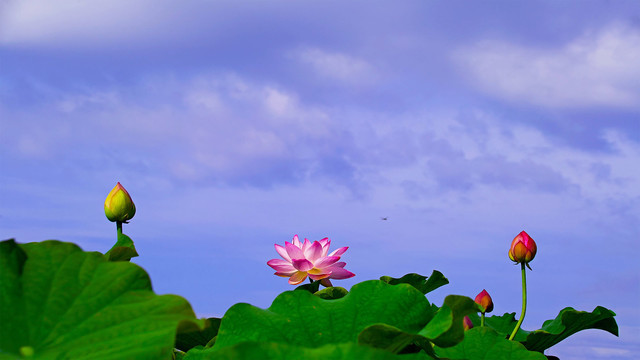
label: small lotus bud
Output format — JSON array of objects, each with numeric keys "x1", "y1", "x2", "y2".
[
  {"x1": 463, "y1": 316, "x2": 473, "y2": 331},
  {"x1": 474, "y1": 289, "x2": 494, "y2": 313},
  {"x1": 104, "y1": 182, "x2": 136, "y2": 223},
  {"x1": 508, "y1": 230, "x2": 537, "y2": 265}
]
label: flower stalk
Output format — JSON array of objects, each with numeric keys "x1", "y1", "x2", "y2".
[
  {"x1": 116, "y1": 221, "x2": 123, "y2": 242},
  {"x1": 509, "y1": 262, "x2": 527, "y2": 340},
  {"x1": 507, "y1": 231, "x2": 536, "y2": 341}
]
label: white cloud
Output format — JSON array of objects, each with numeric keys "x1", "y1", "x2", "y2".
[
  {"x1": 0, "y1": 0, "x2": 206, "y2": 47},
  {"x1": 352, "y1": 107, "x2": 640, "y2": 225},
  {"x1": 57, "y1": 91, "x2": 120, "y2": 113},
  {"x1": 591, "y1": 346, "x2": 631, "y2": 356},
  {"x1": 291, "y1": 47, "x2": 376, "y2": 84},
  {"x1": 0, "y1": 72, "x2": 341, "y2": 186},
  {"x1": 452, "y1": 112, "x2": 640, "y2": 200},
  {"x1": 170, "y1": 76, "x2": 335, "y2": 182},
  {"x1": 1, "y1": 0, "x2": 134, "y2": 45},
  {"x1": 264, "y1": 88, "x2": 295, "y2": 117},
  {"x1": 184, "y1": 90, "x2": 224, "y2": 113},
  {"x1": 2, "y1": 67, "x2": 639, "y2": 206},
  {"x1": 455, "y1": 23, "x2": 640, "y2": 108}
]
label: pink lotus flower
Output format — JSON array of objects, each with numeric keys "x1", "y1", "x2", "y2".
[{"x1": 267, "y1": 235, "x2": 355, "y2": 286}]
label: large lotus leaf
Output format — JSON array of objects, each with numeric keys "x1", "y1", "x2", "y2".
[
  {"x1": 419, "y1": 295, "x2": 482, "y2": 348},
  {"x1": 0, "y1": 239, "x2": 203, "y2": 360},
  {"x1": 466, "y1": 312, "x2": 529, "y2": 342},
  {"x1": 522, "y1": 306, "x2": 618, "y2": 352},
  {"x1": 184, "y1": 341, "x2": 432, "y2": 360},
  {"x1": 357, "y1": 324, "x2": 438, "y2": 358},
  {"x1": 175, "y1": 317, "x2": 222, "y2": 352},
  {"x1": 212, "y1": 280, "x2": 436, "y2": 350},
  {"x1": 380, "y1": 271, "x2": 449, "y2": 295},
  {"x1": 358, "y1": 295, "x2": 480, "y2": 355},
  {"x1": 0, "y1": 239, "x2": 28, "y2": 356},
  {"x1": 467, "y1": 305, "x2": 618, "y2": 351},
  {"x1": 294, "y1": 280, "x2": 321, "y2": 293},
  {"x1": 314, "y1": 286, "x2": 349, "y2": 300},
  {"x1": 434, "y1": 327, "x2": 547, "y2": 360}
]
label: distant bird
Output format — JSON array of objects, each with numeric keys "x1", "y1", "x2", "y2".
[{"x1": 381, "y1": 217, "x2": 388, "y2": 221}]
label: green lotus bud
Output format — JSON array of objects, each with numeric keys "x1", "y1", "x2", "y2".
[{"x1": 104, "y1": 182, "x2": 136, "y2": 223}]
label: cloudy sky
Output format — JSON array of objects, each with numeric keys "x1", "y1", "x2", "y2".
[{"x1": 1, "y1": 1, "x2": 639, "y2": 358}]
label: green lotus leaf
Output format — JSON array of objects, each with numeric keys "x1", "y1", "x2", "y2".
[
  {"x1": 357, "y1": 295, "x2": 479, "y2": 356},
  {"x1": 358, "y1": 295, "x2": 479, "y2": 357},
  {"x1": 357, "y1": 324, "x2": 438, "y2": 358},
  {"x1": 466, "y1": 312, "x2": 529, "y2": 342},
  {"x1": 173, "y1": 350, "x2": 186, "y2": 360},
  {"x1": 467, "y1": 305, "x2": 618, "y2": 352},
  {"x1": 314, "y1": 286, "x2": 349, "y2": 300},
  {"x1": 294, "y1": 280, "x2": 321, "y2": 293},
  {"x1": 435, "y1": 327, "x2": 547, "y2": 360},
  {"x1": 212, "y1": 280, "x2": 436, "y2": 350},
  {"x1": 104, "y1": 232, "x2": 138, "y2": 262},
  {"x1": 0, "y1": 239, "x2": 203, "y2": 360},
  {"x1": 419, "y1": 295, "x2": 482, "y2": 348},
  {"x1": 175, "y1": 317, "x2": 221, "y2": 352},
  {"x1": 184, "y1": 341, "x2": 432, "y2": 360},
  {"x1": 380, "y1": 271, "x2": 449, "y2": 295},
  {"x1": 522, "y1": 306, "x2": 618, "y2": 352}
]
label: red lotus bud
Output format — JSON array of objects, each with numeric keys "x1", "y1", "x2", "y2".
[
  {"x1": 104, "y1": 182, "x2": 136, "y2": 223},
  {"x1": 474, "y1": 289, "x2": 494, "y2": 313},
  {"x1": 508, "y1": 230, "x2": 537, "y2": 265},
  {"x1": 463, "y1": 316, "x2": 473, "y2": 331}
]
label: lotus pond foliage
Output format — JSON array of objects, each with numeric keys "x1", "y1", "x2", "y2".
[{"x1": 0, "y1": 183, "x2": 618, "y2": 359}]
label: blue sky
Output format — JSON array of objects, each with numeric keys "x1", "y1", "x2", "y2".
[{"x1": 1, "y1": 1, "x2": 639, "y2": 358}]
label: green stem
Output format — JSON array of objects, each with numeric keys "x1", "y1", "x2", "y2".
[
  {"x1": 509, "y1": 262, "x2": 527, "y2": 340},
  {"x1": 481, "y1": 313, "x2": 485, "y2": 327},
  {"x1": 116, "y1": 221, "x2": 123, "y2": 240}
]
